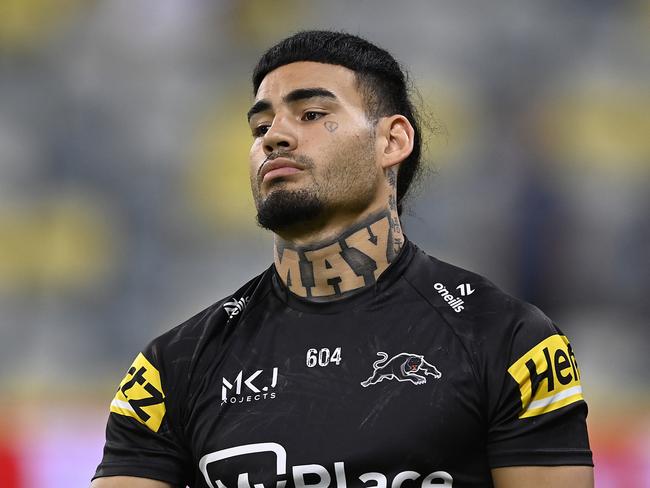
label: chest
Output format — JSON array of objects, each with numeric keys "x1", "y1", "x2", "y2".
[{"x1": 186, "y1": 302, "x2": 488, "y2": 487}]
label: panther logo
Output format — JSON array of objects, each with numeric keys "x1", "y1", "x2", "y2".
[{"x1": 360, "y1": 352, "x2": 442, "y2": 388}]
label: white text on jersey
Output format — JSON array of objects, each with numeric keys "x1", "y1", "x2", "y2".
[
  {"x1": 221, "y1": 368, "x2": 279, "y2": 406},
  {"x1": 199, "y1": 442, "x2": 453, "y2": 488},
  {"x1": 433, "y1": 283, "x2": 464, "y2": 313}
]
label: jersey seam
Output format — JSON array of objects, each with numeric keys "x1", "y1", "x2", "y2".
[
  {"x1": 401, "y1": 271, "x2": 486, "y2": 412},
  {"x1": 93, "y1": 465, "x2": 185, "y2": 485},
  {"x1": 96, "y1": 460, "x2": 181, "y2": 467},
  {"x1": 488, "y1": 448, "x2": 594, "y2": 467},
  {"x1": 235, "y1": 281, "x2": 273, "y2": 321},
  {"x1": 168, "y1": 299, "x2": 230, "y2": 456},
  {"x1": 490, "y1": 447, "x2": 592, "y2": 453},
  {"x1": 181, "y1": 271, "x2": 273, "y2": 427}
]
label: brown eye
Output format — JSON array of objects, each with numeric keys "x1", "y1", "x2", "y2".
[
  {"x1": 302, "y1": 111, "x2": 325, "y2": 121},
  {"x1": 252, "y1": 125, "x2": 270, "y2": 137}
]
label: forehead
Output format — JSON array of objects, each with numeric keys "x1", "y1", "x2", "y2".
[{"x1": 255, "y1": 61, "x2": 363, "y2": 106}]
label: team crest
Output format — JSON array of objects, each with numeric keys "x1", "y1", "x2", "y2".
[{"x1": 361, "y1": 352, "x2": 442, "y2": 387}]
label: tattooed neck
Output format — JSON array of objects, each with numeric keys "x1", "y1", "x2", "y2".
[{"x1": 273, "y1": 208, "x2": 404, "y2": 300}]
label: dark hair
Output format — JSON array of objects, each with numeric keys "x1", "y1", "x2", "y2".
[{"x1": 252, "y1": 30, "x2": 423, "y2": 216}]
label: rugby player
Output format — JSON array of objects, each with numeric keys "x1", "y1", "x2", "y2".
[{"x1": 92, "y1": 31, "x2": 593, "y2": 488}]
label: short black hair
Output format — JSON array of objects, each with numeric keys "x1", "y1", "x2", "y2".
[{"x1": 252, "y1": 30, "x2": 423, "y2": 216}]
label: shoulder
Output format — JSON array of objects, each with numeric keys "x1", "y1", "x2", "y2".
[
  {"x1": 404, "y1": 242, "x2": 586, "y2": 402},
  {"x1": 401, "y1": 246, "x2": 590, "y2": 463},
  {"x1": 403, "y1": 242, "x2": 584, "y2": 399},
  {"x1": 142, "y1": 268, "x2": 273, "y2": 394},
  {"x1": 401, "y1": 242, "x2": 566, "y2": 383},
  {"x1": 403, "y1": 242, "x2": 552, "y2": 336}
]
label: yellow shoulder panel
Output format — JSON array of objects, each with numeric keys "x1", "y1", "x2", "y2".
[
  {"x1": 508, "y1": 334, "x2": 584, "y2": 419},
  {"x1": 110, "y1": 352, "x2": 166, "y2": 432}
]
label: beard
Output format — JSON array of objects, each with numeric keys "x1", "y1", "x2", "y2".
[
  {"x1": 252, "y1": 130, "x2": 378, "y2": 233},
  {"x1": 256, "y1": 186, "x2": 325, "y2": 232}
]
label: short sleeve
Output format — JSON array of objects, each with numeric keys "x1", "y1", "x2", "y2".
[
  {"x1": 93, "y1": 348, "x2": 190, "y2": 485},
  {"x1": 485, "y1": 304, "x2": 593, "y2": 468}
]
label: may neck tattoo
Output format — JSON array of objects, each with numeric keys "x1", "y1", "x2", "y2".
[{"x1": 273, "y1": 210, "x2": 404, "y2": 300}]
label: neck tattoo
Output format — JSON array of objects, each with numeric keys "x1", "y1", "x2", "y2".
[{"x1": 273, "y1": 210, "x2": 404, "y2": 300}]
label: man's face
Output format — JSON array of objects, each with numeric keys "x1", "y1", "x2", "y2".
[{"x1": 248, "y1": 61, "x2": 383, "y2": 233}]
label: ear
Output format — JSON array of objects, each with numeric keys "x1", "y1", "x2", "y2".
[{"x1": 376, "y1": 115, "x2": 415, "y2": 170}]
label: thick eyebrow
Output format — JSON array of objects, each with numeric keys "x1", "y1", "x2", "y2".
[
  {"x1": 283, "y1": 87, "x2": 337, "y2": 104},
  {"x1": 247, "y1": 100, "x2": 271, "y2": 122},
  {"x1": 247, "y1": 87, "x2": 337, "y2": 122}
]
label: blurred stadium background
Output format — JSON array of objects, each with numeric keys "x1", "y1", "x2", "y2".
[{"x1": 0, "y1": 0, "x2": 648, "y2": 486}]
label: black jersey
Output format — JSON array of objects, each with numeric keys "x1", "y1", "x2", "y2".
[{"x1": 94, "y1": 240, "x2": 592, "y2": 487}]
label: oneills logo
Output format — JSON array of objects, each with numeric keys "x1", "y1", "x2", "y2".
[
  {"x1": 433, "y1": 283, "x2": 464, "y2": 313},
  {"x1": 110, "y1": 353, "x2": 166, "y2": 431},
  {"x1": 508, "y1": 334, "x2": 584, "y2": 419}
]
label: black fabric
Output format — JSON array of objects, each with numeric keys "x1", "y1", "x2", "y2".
[{"x1": 94, "y1": 240, "x2": 592, "y2": 487}]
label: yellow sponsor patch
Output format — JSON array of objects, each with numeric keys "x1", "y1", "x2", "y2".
[
  {"x1": 508, "y1": 334, "x2": 584, "y2": 419},
  {"x1": 110, "y1": 352, "x2": 166, "y2": 432}
]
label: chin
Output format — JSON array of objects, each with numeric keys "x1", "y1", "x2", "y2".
[{"x1": 256, "y1": 188, "x2": 324, "y2": 232}]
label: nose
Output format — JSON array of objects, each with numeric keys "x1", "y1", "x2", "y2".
[{"x1": 262, "y1": 117, "x2": 297, "y2": 156}]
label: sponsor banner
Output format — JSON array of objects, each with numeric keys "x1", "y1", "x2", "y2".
[
  {"x1": 508, "y1": 334, "x2": 583, "y2": 419},
  {"x1": 199, "y1": 442, "x2": 453, "y2": 488},
  {"x1": 221, "y1": 367, "x2": 279, "y2": 406},
  {"x1": 110, "y1": 352, "x2": 166, "y2": 432}
]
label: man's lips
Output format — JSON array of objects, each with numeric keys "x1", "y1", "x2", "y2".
[{"x1": 260, "y1": 158, "x2": 304, "y2": 182}]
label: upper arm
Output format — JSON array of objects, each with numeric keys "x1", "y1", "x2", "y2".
[
  {"x1": 491, "y1": 466, "x2": 594, "y2": 488},
  {"x1": 484, "y1": 305, "x2": 593, "y2": 468},
  {"x1": 93, "y1": 350, "x2": 189, "y2": 485},
  {"x1": 90, "y1": 476, "x2": 174, "y2": 488}
]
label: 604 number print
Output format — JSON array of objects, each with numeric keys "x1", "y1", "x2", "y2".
[{"x1": 306, "y1": 347, "x2": 342, "y2": 368}]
